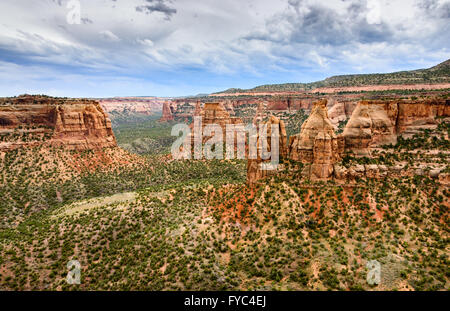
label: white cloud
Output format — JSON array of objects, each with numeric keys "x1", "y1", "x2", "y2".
[
  {"x1": 0, "y1": 0, "x2": 448, "y2": 96},
  {"x1": 99, "y1": 30, "x2": 120, "y2": 42}
]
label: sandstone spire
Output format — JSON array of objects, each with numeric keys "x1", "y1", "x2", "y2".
[
  {"x1": 160, "y1": 101, "x2": 174, "y2": 122},
  {"x1": 289, "y1": 99, "x2": 344, "y2": 180},
  {"x1": 247, "y1": 115, "x2": 288, "y2": 185}
]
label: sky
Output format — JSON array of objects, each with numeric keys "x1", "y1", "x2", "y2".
[{"x1": 0, "y1": 0, "x2": 449, "y2": 97}]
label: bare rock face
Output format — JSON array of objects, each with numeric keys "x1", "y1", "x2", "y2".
[
  {"x1": 160, "y1": 101, "x2": 175, "y2": 122},
  {"x1": 328, "y1": 101, "x2": 349, "y2": 127},
  {"x1": 333, "y1": 164, "x2": 348, "y2": 180},
  {"x1": 267, "y1": 99, "x2": 289, "y2": 111},
  {"x1": 288, "y1": 99, "x2": 344, "y2": 180},
  {"x1": 396, "y1": 99, "x2": 450, "y2": 137},
  {"x1": 343, "y1": 101, "x2": 398, "y2": 156},
  {"x1": 266, "y1": 115, "x2": 288, "y2": 159},
  {"x1": 100, "y1": 97, "x2": 164, "y2": 116},
  {"x1": 247, "y1": 116, "x2": 287, "y2": 185},
  {"x1": 252, "y1": 102, "x2": 265, "y2": 126},
  {"x1": 223, "y1": 100, "x2": 235, "y2": 115},
  {"x1": 194, "y1": 100, "x2": 202, "y2": 116},
  {"x1": 0, "y1": 95, "x2": 117, "y2": 151},
  {"x1": 201, "y1": 102, "x2": 241, "y2": 127},
  {"x1": 343, "y1": 98, "x2": 449, "y2": 155}
]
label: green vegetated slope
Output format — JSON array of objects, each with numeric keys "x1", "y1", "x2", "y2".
[
  {"x1": 0, "y1": 118, "x2": 448, "y2": 291},
  {"x1": 216, "y1": 59, "x2": 450, "y2": 94},
  {"x1": 111, "y1": 114, "x2": 178, "y2": 156}
]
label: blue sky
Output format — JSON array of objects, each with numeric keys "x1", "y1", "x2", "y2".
[{"x1": 0, "y1": 0, "x2": 449, "y2": 97}]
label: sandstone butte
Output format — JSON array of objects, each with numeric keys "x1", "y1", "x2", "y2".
[
  {"x1": 247, "y1": 97, "x2": 450, "y2": 185},
  {"x1": 0, "y1": 95, "x2": 117, "y2": 152}
]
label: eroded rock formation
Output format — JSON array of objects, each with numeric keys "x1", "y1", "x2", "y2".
[
  {"x1": 288, "y1": 99, "x2": 344, "y2": 180},
  {"x1": 0, "y1": 95, "x2": 117, "y2": 151},
  {"x1": 343, "y1": 98, "x2": 450, "y2": 155},
  {"x1": 247, "y1": 116, "x2": 288, "y2": 185},
  {"x1": 100, "y1": 97, "x2": 164, "y2": 116},
  {"x1": 160, "y1": 101, "x2": 175, "y2": 122},
  {"x1": 343, "y1": 101, "x2": 398, "y2": 156}
]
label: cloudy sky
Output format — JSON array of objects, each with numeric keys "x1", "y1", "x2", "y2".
[{"x1": 0, "y1": 0, "x2": 449, "y2": 97}]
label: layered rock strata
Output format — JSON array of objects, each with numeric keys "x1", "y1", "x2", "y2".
[
  {"x1": 187, "y1": 102, "x2": 243, "y2": 157},
  {"x1": 160, "y1": 101, "x2": 175, "y2": 122},
  {"x1": 0, "y1": 95, "x2": 117, "y2": 151},
  {"x1": 343, "y1": 98, "x2": 450, "y2": 155}
]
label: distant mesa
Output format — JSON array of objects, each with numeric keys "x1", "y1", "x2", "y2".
[{"x1": 212, "y1": 59, "x2": 450, "y2": 96}]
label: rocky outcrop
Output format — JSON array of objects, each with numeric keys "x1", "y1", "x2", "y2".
[
  {"x1": 252, "y1": 102, "x2": 265, "y2": 126},
  {"x1": 343, "y1": 98, "x2": 450, "y2": 155},
  {"x1": 1, "y1": 96, "x2": 117, "y2": 151},
  {"x1": 327, "y1": 101, "x2": 354, "y2": 127},
  {"x1": 288, "y1": 100, "x2": 344, "y2": 180},
  {"x1": 0, "y1": 95, "x2": 117, "y2": 151},
  {"x1": 201, "y1": 102, "x2": 241, "y2": 128},
  {"x1": 160, "y1": 101, "x2": 175, "y2": 122},
  {"x1": 194, "y1": 101, "x2": 202, "y2": 116},
  {"x1": 247, "y1": 116, "x2": 287, "y2": 185},
  {"x1": 343, "y1": 101, "x2": 398, "y2": 156},
  {"x1": 396, "y1": 99, "x2": 450, "y2": 137},
  {"x1": 245, "y1": 97, "x2": 448, "y2": 184}
]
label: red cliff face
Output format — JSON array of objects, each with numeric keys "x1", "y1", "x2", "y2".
[{"x1": 0, "y1": 95, "x2": 117, "y2": 151}]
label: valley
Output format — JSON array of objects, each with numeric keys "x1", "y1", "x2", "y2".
[{"x1": 0, "y1": 62, "x2": 449, "y2": 291}]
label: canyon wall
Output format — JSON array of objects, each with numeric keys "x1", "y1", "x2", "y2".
[
  {"x1": 343, "y1": 98, "x2": 450, "y2": 155},
  {"x1": 100, "y1": 97, "x2": 165, "y2": 116},
  {"x1": 0, "y1": 95, "x2": 117, "y2": 151}
]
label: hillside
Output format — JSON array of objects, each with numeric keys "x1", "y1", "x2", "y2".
[{"x1": 216, "y1": 59, "x2": 450, "y2": 94}]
